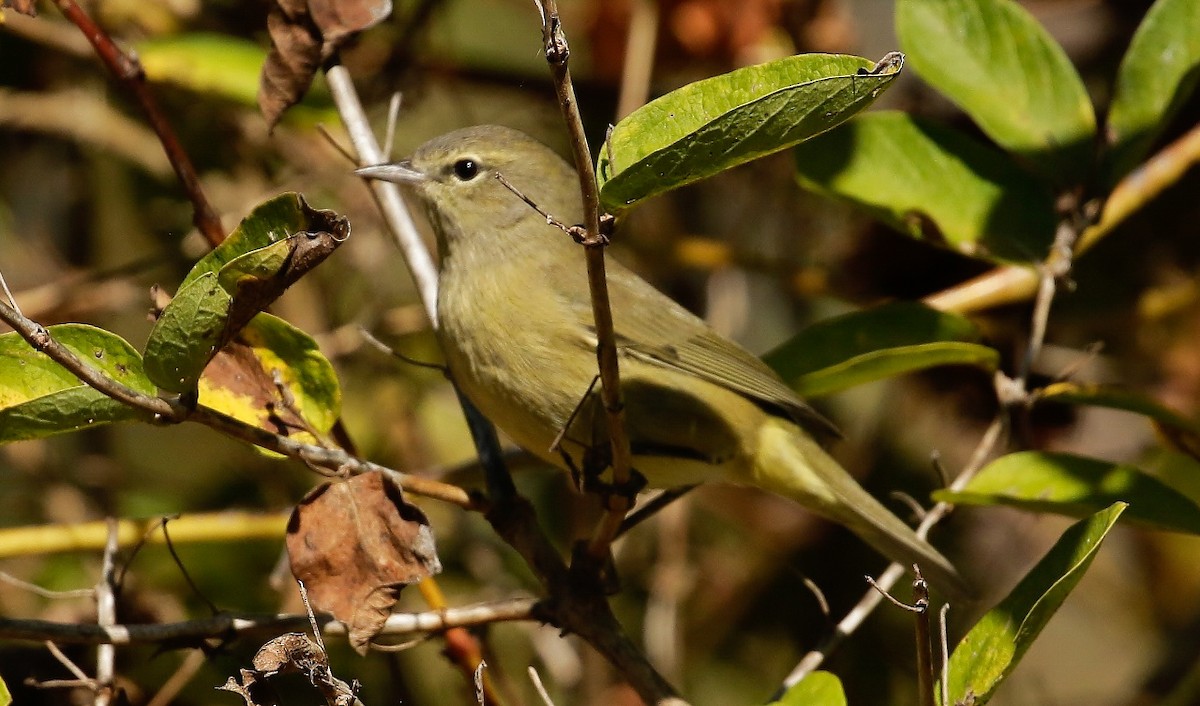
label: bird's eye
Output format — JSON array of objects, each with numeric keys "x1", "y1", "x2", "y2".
[{"x1": 453, "y1": 159, "x2": 479, "y2": 181}]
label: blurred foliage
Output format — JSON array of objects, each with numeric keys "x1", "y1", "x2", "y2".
[{"x1": 0, "y1": 0, "x2": 1199, "y2": 705}]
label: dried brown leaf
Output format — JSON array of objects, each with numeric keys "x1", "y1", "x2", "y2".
[
  {"x1": 258, "y1": 0, "x2": 392, "y2": 130},
  {"x1": 286, "y1": 471, "x2": 441, "y2": 654},
  {"x1": 252, "y1": 632, "x2": 324, "y2": 675}
]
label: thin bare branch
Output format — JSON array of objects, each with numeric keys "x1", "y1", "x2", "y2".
[
  {"x1": 778, "y1": 415, "x2": 1005, "y2": 693},
  {"x1": 0, "y1": 572, "x2": 94, "y2": 599},
  {"x1": 0, "y1": 598, "x2": 541, "y2": 646},
  {"x1": 529, "y1": 667, "x2": 558, "y2": 706},
  {"x1": 46, "y1": 641, "x2": 92, "y2": 683},
  {"x1": 93, "y1": 519, "x2": 118, "y2": 706},
  {"x1": 326, "y1": 63, "x2": 438, "y2": 324},
  {"x1": 532, "y1": 0, "x2": 637, "y2": 567}
]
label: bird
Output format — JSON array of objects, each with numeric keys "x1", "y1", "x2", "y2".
[{"x1": 356, "y1": 125, "x2": 966, "y2": 595}]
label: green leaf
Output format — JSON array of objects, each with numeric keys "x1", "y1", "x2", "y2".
[
  {"x1": 941, "y1": 503, "x2": 1126, "y2": 705},
  {"x1": 137, "y1": 33, "x2": 267, "y2": 107},
  {"x1": 145, "y1": 194, "x2": 348, "y2": 394},
  {"x1": 0, "y1": 671, "x2": 9, "y2": 706},
  {"x1": 184, "y1": 193, "x2": 320, "y2": 287},
  {"x1": 769, "y1": 672, "x2": 846, "y2": 706},
  {"x1": 794, "y1": 112, "x2": 1057, "y2": 262},
  {"x1": 143, "y1": 272, "x2": 233, "y2": 393},
  {"x1": 764, "y1": 302, "x2": 999, "y2": 397},
  {"x1": 1105, "y1": 0, "x2": 1200, "y2": 183},
  {"x1": 597, "y1": 53, "x2": 903, "y2": 211},
  {"x1": 0, "y1": 324, "x2": 153, "y2": 442},
  {"x1": 935, "y1": 451, "x2": 1200, "y2": 534},
  {"x1": 896, "y1": 0, "x2": 1096, "y2": 185},
  {"x1": 1036, "y1": 381, "x2": 1200, "y2": 458},
  {"x1": 198, "y1": 313, "x2": 341, "y2": 443}
]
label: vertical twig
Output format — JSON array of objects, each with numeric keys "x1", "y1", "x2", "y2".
[
  {"x1": 93, "y1": 519, "x2": 119, "y2": 706},
  {"x1": 532, "y1": 0, "x2": 636, "y2": 564},
  {"x1": 912, "y1": 569, "x2": 934, "y2": 706}
]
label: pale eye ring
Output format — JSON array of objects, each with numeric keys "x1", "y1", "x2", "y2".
[{"x1": 453, "y1": 159, "x2": 479, "y2": 180}]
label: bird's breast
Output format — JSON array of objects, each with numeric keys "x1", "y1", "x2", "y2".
[{"x1": 437, "y1": 258, "x2": 597, "y2": 465}]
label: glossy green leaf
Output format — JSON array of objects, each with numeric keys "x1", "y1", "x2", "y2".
[
  {"x1": 0, "y1": 671, "x2": 9, "y2": 706},
  {"x1": 143, "y1": 272, "x2": 232, "y2": 393},
  {"x1": 1105, "y1": 0, "x2": 1200, "y2": 183},
  {"x1": 0, "y1": 324, "x2": 153, "y2": 442},
  {"x1": 198, "y1": 313, "x2": 341, "y2": 443},
  {"x1": 794, "y1": 112, "x2": 1057, "y2": 262},
  {"x1": 935, "y1": 451, "x2": 1200, "y2": 534},
  {"x1": 764, "y1": 302, "x2": 999, "y2": 397},
  {"x1": 217, "y1": 237, "x2": 296, "y2": 292},
  {"x1": 941, "y1": 503, "x2": 1126, "y2": 705},
  {"x1": 896, "y1": 0, "x2": 1096, "y2": 185},
  {"x1": 769, "y1": 672, "x2": 846, "y2": 706},
  {"x1": 137, "y1": 33, "x2": 266, "y2": 107},
  {"x1": 145, "y1": 193, "x2": 347, "y2": 394},
  {"x1": 1037, "y1": 381, "x2": 1200, "y2": 458},
  {"x1": 184, "y1": 193, "x2": 323, "y2": 287},
  {"x1": 597, "y1": 53, "x2": 903, "y2": 211}
]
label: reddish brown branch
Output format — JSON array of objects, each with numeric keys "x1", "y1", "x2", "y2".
[{"x1": 50, "y1": 0, "x2": 225, "y2": 247}]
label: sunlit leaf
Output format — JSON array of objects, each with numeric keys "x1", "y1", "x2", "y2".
[
  {"x1": 794, "y1": 112, "x2": 1056, "y2": 262},
  {"x1": 597, "y1": 53, "x2": 903, "y2": 211},
  {"x1": 143, "y1": 271, "x2": 232, "y2": 393},
  {"x1": 144, "y1": 194, "x2": 347, "y2": 394},
  {"x1": 941, "y1": 503, "x2": 1126, "y2": 705},
  {"x1": 1105, "y1": 0, "x2": 1200, "y2": 183},
  {"x1": 138, "y1": 33, "x2": 267, "y2": 106},
  {"x1": 199, "y1": 313, "x2": 341, "y2": 444},
  {"x1": 769, "y1": 672, "x2": 846, "y2": 706},
  {"x1": 935, "y1": 451, "x2": 1200, "y2": 534},
  {"x1": 185, "y1": 193, "x2": 333, "y2": 286},
  {"x1": 764, "y1": 302, "x2": 999, "y2": 397},
  {"x1": 0, "y1": 324, "x2": 153, "y2": 442},
  {"x1": 896, "y1": 0, "x2": 1096, "y2": 185}
]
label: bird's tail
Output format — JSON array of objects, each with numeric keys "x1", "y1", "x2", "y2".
[{"x1": 752, "y1": 419, "x2": 969, "y2": 598}]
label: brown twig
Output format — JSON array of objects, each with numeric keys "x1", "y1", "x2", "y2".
[
  {"x1": 911, "y1": 569, "x2": 935, "y2": 706},
  {"x1": 49, "y1": 0, "x2": 225, "y2": 246},
  {"x1": 0, "y1": 298, "x2": 180, "y2": 419},
  {"x1": 0, "y1": 297, "x2": 476, "y2": 509},
  {"x1": 533, "y1": 0, "x2": 636, "y2": 567},
  {"x1": 331, "y1": 31, "x2": 684, "y2": 705}
]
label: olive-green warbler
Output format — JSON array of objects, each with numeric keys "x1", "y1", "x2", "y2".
[{"x1": 357, "y1": 125, "x2": 965, "y2": 594}]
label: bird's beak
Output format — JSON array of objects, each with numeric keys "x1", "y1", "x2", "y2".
[{"x1": 355, "y1": 160, "x2": 427, "y2": 184}]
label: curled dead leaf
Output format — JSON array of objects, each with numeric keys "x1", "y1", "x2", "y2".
[
  {"x1": 259, "y1": 0, "x2": 393, "y2": 129},
  {"x1": 286, "y1": 470, "x2": 441, "y2": 654}
]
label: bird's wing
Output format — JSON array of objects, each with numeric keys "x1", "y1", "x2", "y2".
[{"x1": 576, "y1": 262, "x2": 839, "y2": 440}]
